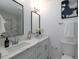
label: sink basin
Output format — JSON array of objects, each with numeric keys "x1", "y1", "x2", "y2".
[{"x1": 6, "y1": 42, "x2": 30, "y2": 53}]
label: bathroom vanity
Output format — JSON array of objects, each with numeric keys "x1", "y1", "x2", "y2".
[
  {"x1": 0, "y1": 0, "x2": 50, "y2": 59},
  {"x1": 1, "y1": 35, "x2": 49, "y2": 59}
]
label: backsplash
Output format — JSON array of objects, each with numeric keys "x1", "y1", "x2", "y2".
[
  {"x1": 0, "y1": 38, "x2": 5, "y2": 47},
  {"x1": 0, "y1": 35, "x2": 23, "y2": 47}
]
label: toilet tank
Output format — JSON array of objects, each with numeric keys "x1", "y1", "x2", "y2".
[{"x1": 60, "y1": 40, "x2": 76, "y2": 57}]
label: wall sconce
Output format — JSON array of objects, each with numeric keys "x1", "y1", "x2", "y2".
[
  {"x1": 31, "y1": 0, "x2": 48, "y2": 14},
  {"x1": 33, "y1": 7, "x2": 40, "y2": 14},
  {"x1": 31, "y1": 0, "x2": 40, "y2": 13}
]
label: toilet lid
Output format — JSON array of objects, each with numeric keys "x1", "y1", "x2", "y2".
[{"x1": 61, "y1": 55, "x2": 73, "y2": 59}]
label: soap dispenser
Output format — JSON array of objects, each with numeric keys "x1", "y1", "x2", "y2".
[{"x1": 4, "y1": 37, "x2": 9, "y2": 48}]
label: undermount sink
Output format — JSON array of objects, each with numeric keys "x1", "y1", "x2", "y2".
[{"x1": 6, "y1": 42, "x2": 30, "y2": 53}]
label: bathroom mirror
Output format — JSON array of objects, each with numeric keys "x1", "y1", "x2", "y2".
[
  {"x1": 0, "y1": 0, "x2": 24, "y2": 37},
  {"x1": 31, "y1": 11, "x2": 41, "y2": 34}
]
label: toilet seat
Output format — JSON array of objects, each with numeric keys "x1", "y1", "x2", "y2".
[{"x1": 61, "y1": 55, "x2": 73, "y2": 59}]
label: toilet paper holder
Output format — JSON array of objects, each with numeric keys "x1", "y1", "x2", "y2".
[{"x1": 62, "y1": 53, "x2": 75, "y2": 58}]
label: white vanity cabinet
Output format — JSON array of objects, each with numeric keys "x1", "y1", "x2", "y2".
[
  {"x1": 10, "y1": 47, "x2": 35, "y2": 59},
  {"x1": 35, "y1": 43, "x2": 43, "y2": 59},
  {"x1": 9, "y1": 37, "x2": 49, "y2": 59},
  {"x1": 41, "y1": 38, "x2": 49, "y2": 59},
  {"x1": 35, "y1": 38, "x2": 49, "y2": 59}
]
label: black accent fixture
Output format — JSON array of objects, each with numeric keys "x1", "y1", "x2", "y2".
[{"x1": 0, "y1": 35, "x2": 5, "y2": 38}]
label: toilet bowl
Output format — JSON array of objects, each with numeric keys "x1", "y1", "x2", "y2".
[
  {"x1": 61, "y1": 55, "x2": 73, "y2": 59},
  {"x1": 60, "y1": 40, "x2": 76, "y2": 59}
]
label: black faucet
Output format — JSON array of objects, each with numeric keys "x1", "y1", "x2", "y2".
[{"x1": 0, "y1": 35, "x2": 5, "y2": 38}]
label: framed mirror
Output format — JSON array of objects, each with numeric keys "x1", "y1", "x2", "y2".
[
  {"x1": 31, "y1": 11, "x2": 41, "y2": 34},
  {"x1": 0, "y1": 0, "x2": 24, "y2": 37}
]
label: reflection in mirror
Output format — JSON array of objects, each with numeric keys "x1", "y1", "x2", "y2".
[
  {"x1": 0, "y1": 0, "x2": 24, "y2": 37},
  {"x1": 31, "y1": 11, "x2": 41, "y2": 34},
  {"x1": 32, "y1": 13, "x2": 39, "y2": 33}
]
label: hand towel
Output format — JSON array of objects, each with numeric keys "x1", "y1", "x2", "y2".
[
  {"x1": 64, "y1": 21, "x2": 75, "y2": 38},
  {"x1": 0, "y1": 14, "x2": 6, "y2": 35}
]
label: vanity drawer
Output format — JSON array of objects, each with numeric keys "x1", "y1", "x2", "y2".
[{"x1": 10, "y1": 47, "x2": 35, "y2": 59}]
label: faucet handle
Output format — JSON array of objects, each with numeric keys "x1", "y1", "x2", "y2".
[
  {"x1": 11, "y1": 37, "x2": 19, "y2": 45},
  {"x1": 27, "y1": 31, "x2": 32, "y2": 39}
]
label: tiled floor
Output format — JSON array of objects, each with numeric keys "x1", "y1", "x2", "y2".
[{"x1": 49, "y1": 46, "x2": 62, "y2": 59}]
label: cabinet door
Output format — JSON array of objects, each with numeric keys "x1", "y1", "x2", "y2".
[
  {"x1": 34, "y1": 39, "x2": 49, "y2": 59},
  {"x1": 42, "y1": 39, "x2": 49, "y2": 59},
  {"x1": 35, "y1": 43, "x2": 43, "y2": 59},
  {"x1": 25, "y1": 53, "x2": 34, "y2": 59}
]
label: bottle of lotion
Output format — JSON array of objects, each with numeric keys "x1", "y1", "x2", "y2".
[{"x1": 4, "y1": 37, "x2": 9, "y2": 48}]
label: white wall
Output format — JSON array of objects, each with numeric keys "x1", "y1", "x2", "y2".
[
  {"x1": 0, "y1": 0, "x2": 78, "y2": 59},
  {"x1": 40, "y1": 0, "x2": 78, "y2": 59},
  {"x1": 41, "y1": 0, "x2": 78, "y2": 48}
]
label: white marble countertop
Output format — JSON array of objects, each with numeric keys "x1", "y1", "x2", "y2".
[{"x1": 0, "y1": 35, "x2": 48, "y2": 59}]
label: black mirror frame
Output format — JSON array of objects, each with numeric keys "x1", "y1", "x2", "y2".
[
  {"x1": 12, "y1": 0, "x2": 24, "y2": 35},
  {"x1": 31, "y1": 11, "x2": 41, "y2": 34}
]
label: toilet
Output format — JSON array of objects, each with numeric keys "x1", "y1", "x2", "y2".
[
  {"x1": 61, "y1": 55, "x2": 73, "y2": 59},
  {"x1": 60, "y1": 40, "x2": 76, "y2": 59}
]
